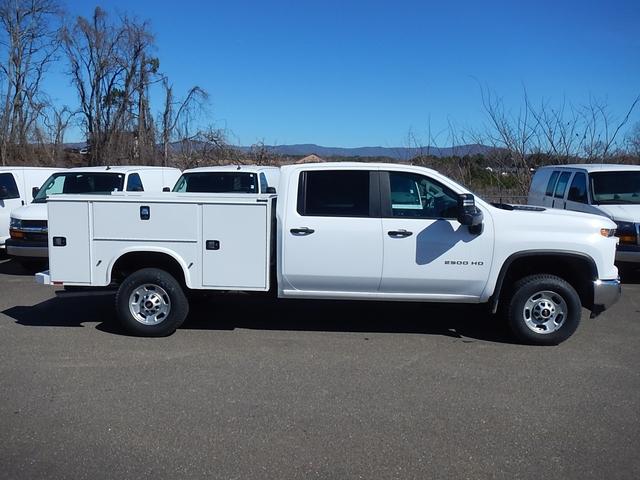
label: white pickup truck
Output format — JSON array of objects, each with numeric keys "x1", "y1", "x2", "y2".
[{"x1": 36, "y1": 163, "x2": 621, "y2": 345}]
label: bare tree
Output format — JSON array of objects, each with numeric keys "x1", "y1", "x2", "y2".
[
  {"x1": 0, "y1": 0, "x2": 60, "y2": 165},
  {"x1": 61, "y1": 7, "x2": 156, "y2": 165}
]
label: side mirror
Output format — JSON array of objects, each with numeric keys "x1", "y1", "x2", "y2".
[
  {"x1": 162, "y1": 187, "x2": 171, "y2": 192},
  {"x1": 457, "y1": 193, "x2": 484, "y2": 234},
  {"x1": 32, "y1": 186, "x2": 40, "y2": 198},
  {"x1": 265, "y1": 186, "x2": 276, "y2": 194}
]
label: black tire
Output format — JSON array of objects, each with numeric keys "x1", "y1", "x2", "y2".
[
  {"x1": 115, "y1": 268, "x2": 189, "y2": 337},
  {"x1": 505, "y1": 274, "x2": 582, "y2": 346}
]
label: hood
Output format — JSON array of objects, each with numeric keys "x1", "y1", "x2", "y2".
[
  {"x1": 10, "y1": 202, "x2": 48, "y2": 221},
  {"x1": 595, "y1": 204, "x2": 640, "y2": 223}
]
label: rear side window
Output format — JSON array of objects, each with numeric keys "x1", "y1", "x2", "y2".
[
  {"x1": 126, "y1": 173, "x2": 144, "y2": 192},
  {"x1": 567, "y1": 172, "x2": 588, "y2": 203},
  {"x1": 545, "y1": 171, "x2": 559, "y2": 196},
  {"x1": 298, "y1": 170, "x2": 370, "y2": 217},
  {"x1": 554, "y1": 172, "x2": 572, "y2": 199},
  {"x1": 0, "y1": 173, "x2": 19, "y2": 199},
  {"x1": 259, "y1": 173, "x2": 268, "y2": 193}
]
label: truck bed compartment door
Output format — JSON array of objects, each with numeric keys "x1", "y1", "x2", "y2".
[
  {"x1": 202, "y1": 203, "x2": 268, "y2": 289},
  {"x1": 48, "y1": 201, "x2": 91, "y2": 284}
]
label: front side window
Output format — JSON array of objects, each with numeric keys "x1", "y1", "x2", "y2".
[
  {"x1": 554, "y1": 172, "x2": 572, "y2": 199},
  {"x1": 0, "y1": 173, "x2": 19, "y2": 199},
  {"x1": 173, "y1": 172, "x2": 258, "y2": 193},
  {"x1": 33, "y1": 173, "x2": 125, "y2": 203},
  {"x1": 567, "y1": 172, "x2": 588, "y2": 203},
  {"x1": 126, "y1": 173, "x2": 144, "y2": 192},
  {"x1": 388, "y1": 171, "x2": 458, "y2": 218},
  {"x1": 298, "y1": 170, "x2": 370, "y2": 217},
  {"x1": 590, "y1": 171, "x2": 640, "y2": 205},
  {"x1": 546, "y1": 171, "x2": 560, "y2": 196}
]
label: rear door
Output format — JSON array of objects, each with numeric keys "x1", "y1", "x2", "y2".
[
  {"x1": 379, "y1": 170, "x2": 493, "y2": 298},
  {"x1": 281, "y1": 169, "x2": 383, "y2": 293}
]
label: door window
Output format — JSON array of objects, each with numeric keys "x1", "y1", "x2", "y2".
[
  {"x1": 0, "y1": 173, "x2": 19, "y2": 199},
  {"x1": 554, "y1": 172, "x2": 571, "y2": 199},
  {"x1": 545, "y1": 171, "x2": 560, "y2": 196},
  {"x1": 126, "y1": 173, "x2": 144, "y2": 192},
  {"x1": 387, "y1": 171, "x2": 458, "y2": 219},
  {"x1": 298, "y1": 170, "x2": 370, "y2": 217},
  {"x1": 567, "y1": 172, "x2": 588, "y2": 203}
]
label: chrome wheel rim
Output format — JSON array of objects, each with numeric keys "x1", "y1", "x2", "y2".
[
  {"x1": 523, "y1": 290, "x2": 567, "y2": 334},
  {"x1": 129, "y1": 284, "x2": 171, "y2": 325}
]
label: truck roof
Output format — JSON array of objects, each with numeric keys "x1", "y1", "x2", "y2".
[
  {"x1": 59, "y1": 165, "x2": 180, "y2": 174},
  {"x1": 536, "y1": 163, "x2": 640, "y2": 173},
  {"x1": 182, "y1": 165, "x2": 279, "y2": 174},
  {"x1": 281, "y1": 161, "x2": 443, "y2": 176}
]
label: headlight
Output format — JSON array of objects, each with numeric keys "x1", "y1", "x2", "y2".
[
  {"x1": 9, "y1": 217, "x2": 22, "y2": 229},
  {"x1": 614, "y1": 221, "x2": 638, "y2": 245}
]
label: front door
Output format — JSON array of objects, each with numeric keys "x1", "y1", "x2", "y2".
[
  {"x1": 0, "y1": 173, "x2": 23, "y2": 244},
  {"x1": 379, "y1": 171, "x2": 493, "y2": 298},
  {"x1": 281, "y1": 169, "x2": 383, "y2": 293}
]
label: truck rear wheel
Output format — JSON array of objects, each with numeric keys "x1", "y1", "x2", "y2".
[
  {"x1": 115, "y1": 268, "x2": 189, "y2": 337},
  {"x1": 505, "y1": 274, "x2": 582, "y2": 345}
]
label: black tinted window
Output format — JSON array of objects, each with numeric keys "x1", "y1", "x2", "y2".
[
  {"x1": 259, "y1": 173, "x2": 268, "y2": 193},
  {"x1": 388, "y1": 171, "x2": 458, "y2": 218},
  {"x1": 0, "y1": 173, "x2": 19, "y2": 199},
  {"x1": 126, "y1": 173, "x2": 144, "y2": 192},
  {"x1": 173, "y1": 172, "x2": 258, "y2": 193},
  {"x1": 546, "y1": 171, "x2": 559, "y2": 196},
  {"x1": 299, "y1": 170, "x2": 370, "y2": 217},
  {"x1": 567, "y1": 172, "x2": 587, "y2": 203},
  {"x1": 554, "y1": 172, "x2": 571, "y2": 199}
]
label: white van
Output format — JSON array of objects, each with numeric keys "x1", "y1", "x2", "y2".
[
  {"x1": 7, "y1": 166, "x2": 181, "y2": 266},
  {"x1": 0, "y1": 166, "x2": 63, "y2": 252},
  {"x1": 528, "y1": 164, "x2": 640, "y2": 265},
  {"x1": 172, "y1": 166, "x2": 280, "y2": 194}
]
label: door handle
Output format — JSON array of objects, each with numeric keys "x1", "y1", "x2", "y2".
[
  {"x1": 290, "y1": 227, "x2": 315, "y2": 236},
  {"x1": 388, "y1": 229, "x2": 413, "y2": 238}
]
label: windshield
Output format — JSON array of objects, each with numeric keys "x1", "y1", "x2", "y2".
[
  {"x1": 173, "y1": 172, "x2": 258, "y2": 193},
  {"x1": 590, "y1": 171, "x2": 640, "y2": 205},
  {"x1": 33, "y1": 172, "x2": 125, "y2": 203}
]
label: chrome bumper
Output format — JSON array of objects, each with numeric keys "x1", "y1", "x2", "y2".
[
  {"x1": 6, "y1": 244, "x2": 48, "y2": 258},
  {"x1": 592, "y1": 278, "x2": 621, "y2": 315}
]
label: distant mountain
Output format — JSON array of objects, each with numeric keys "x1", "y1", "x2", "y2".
[{"x1": 237, "y1": 143, "x2": 495, "y2": 160}]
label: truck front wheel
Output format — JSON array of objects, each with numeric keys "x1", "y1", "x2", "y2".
[
  {"x1": 115, "y1": 268, "x2": 189, "y2": 337},
  {"x1": 506, "y1": 274, "x2": 582, "y2": 345}
]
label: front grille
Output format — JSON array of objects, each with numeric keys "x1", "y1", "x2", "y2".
[{"x1": 21, "y1": 220, "x2": 48, "y2": 229}]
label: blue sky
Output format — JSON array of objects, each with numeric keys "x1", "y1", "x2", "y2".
[{"x1": 52, "y1": 0, "x2": 640, "y2": 147}]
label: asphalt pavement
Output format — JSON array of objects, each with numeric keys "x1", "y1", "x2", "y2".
[{"x1": 0, "y1": 256, "x2": 639, "y2": 479}]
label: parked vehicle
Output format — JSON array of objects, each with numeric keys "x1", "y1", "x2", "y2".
[
  {"x1": 7, "y1": 166, "x2": 181, "y2": 268},
  {"x1": 172, "y1": 166, "x2": 280, "y2": 194},
  {"x1": 528, "y1": 164, "x2": 640, "y2": 266},
  {"x1": 37, "y1": 163, "x2": 620, "y2": 345},
  {"x1": 0, "y1": 167, "x2": 63, "y2": 253}
]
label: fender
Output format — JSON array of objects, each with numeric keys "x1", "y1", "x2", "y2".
[
  {"x1": 107, "y1": 246, "x2": 194, "y2": 288},
  {"x1": 488, "y1": 250, "x2": 598, "y2": 314}
]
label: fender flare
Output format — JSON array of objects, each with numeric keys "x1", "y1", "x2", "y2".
[{"x1": 107, "y1": 246, "x2": 193, "y2": 288}]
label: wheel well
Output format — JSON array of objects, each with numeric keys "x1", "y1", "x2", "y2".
[
  {"x1": 493, "y1": 253, "x2": 596, "y2": 311},
  {"x1": 111, "y1": 251, "x2": 187, "y2": 286}
]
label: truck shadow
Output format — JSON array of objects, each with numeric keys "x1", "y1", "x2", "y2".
[
  {"x1": 2, "y1": 291, "x2": 516, "y2": 344},
  {"x1": 0, "y1": 257, "x2": 34, "y2": 276}
]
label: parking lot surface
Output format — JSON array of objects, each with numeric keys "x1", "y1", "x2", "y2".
[{"x1": 0, "y1": 257, "x2": 639, "y2": 479}]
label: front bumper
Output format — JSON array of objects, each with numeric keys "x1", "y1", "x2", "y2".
[
  {"x1": 591, "y1": 278, "x2": 621, "y2": 316},
  {"x1": 6, "y1": 239, "x2": 48, "y2": 258}
]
